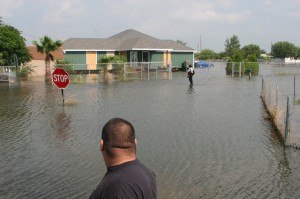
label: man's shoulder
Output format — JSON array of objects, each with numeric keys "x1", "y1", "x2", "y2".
[
  {"x1": 90, "y1": 160, "x2": 156, "y2": 199},
  {"x1": 90, "y1": 179, "x2": 125, "y2": 199}
]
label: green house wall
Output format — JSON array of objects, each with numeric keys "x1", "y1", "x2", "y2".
[
  {"x1": 64, "y1": 51, "x2": 86, "y2": 70},
  {"x1": 171, "y1": 52, "x2": 193, "y2": 68},
  {"x1": 64, "y1": 50, "x2": 193, "y2": 70},
  {"x1": 97, "y1": 51, "x2": 106, "y2": 62},
  {"x1": 150, "y1": 52, "x2": 163, "y2": 62}
]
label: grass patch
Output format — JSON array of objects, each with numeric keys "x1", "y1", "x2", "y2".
[{"x1": 64, "y1": 96, "x2": 78, "y2": 106}]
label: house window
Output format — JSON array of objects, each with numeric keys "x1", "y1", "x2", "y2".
[{"x1": 142, "y1": 51, "x2": 149, "y2": 62}]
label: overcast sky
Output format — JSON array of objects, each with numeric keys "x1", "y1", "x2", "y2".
[{"x1": 1, "y1": 0, "x2": 300, "y2": 52}]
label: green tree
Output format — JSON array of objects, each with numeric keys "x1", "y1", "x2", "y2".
[
  {"x1": 0, "y1": 53, "x2": 5, "y2": 65},
  {"x1": 241, "y1": 44, "x2": 261, "y2": 59},
  {"x1": 271, "y1": 41, "x2": 297, "y2": 59},
  {"x1": 33, "y1": 36, "x2": 62, "y2": 81},
  {"x1": 245, "y1": 54, "x2": 257, "y2": 62},
  {"x1": 295, "y1": 47, "x2": 300, "y2": 59},
  {"x1": 0, "y1": 21, "x2": 31, "y2": 65},
  {"x1": 231, "y1": 50, "x2": 243, "y2": 62},
  {"x1": 224, "y1": 35, "x2": 240, "y2": 57},
  {"x1": 176, "y1": 40, "x2": 187, "y2": 46},
  {"x1": 195, "y1": 49, "x2": 217, "y2": 60},
  {"x1": 98, "y1": 55, "x2": 126, "y2": 72},
  {"x1": 98, "y1": 55, "x2": 126, "y2": 64},
  {"x1": 217, "y1": 51, "x2": 227, "y2": 60}
]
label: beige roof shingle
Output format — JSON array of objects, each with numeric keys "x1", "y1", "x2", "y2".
[{"x1": 63, "y1": 29, "x2": 194, "y2": 52}]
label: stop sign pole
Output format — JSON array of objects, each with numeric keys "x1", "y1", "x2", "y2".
[{"x1": 52, "y1": 68, "x2": 70, "y2": 105}]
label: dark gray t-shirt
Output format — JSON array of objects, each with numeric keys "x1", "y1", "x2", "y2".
[{"x1": 90, "y1": 159, "x2": 157, "y2": 199}]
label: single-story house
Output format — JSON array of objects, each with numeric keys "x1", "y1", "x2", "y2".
[
  {"x1": 27, "y1": 46, "x2": 64, "y2": 76},
  {"x1": 62, "y1": 29, "x2": 194, "y2": 71}
]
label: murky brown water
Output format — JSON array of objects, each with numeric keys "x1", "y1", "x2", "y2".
[{"x1": 1, "y1": 63, "x2": 300, "y2": 198}]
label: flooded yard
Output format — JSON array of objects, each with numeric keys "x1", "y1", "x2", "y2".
[{"x1": 1, "y1": 63, "x2": 300, "y2": 198}]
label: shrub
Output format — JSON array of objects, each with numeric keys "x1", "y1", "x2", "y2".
[
  {"x1": 225, "y1": 62, "x2": 259, "y2": 75},
  {"x1": 55, "y1": 59, "x2": 74, "y2": 74},
  {"x1": 17, "y1": 65, "x2": 35, "y2": 77}
]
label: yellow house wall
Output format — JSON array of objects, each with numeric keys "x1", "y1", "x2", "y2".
[
  {"x1": 86, "y1": 51, "x2": 97, "y2": 70},
  {"x1": 163, "y1": 51, "x2": 171, "y2": 67}
]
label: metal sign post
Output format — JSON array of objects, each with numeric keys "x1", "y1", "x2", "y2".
[{"x1": 52, "y1": 68, "x2": 70, "y2": 106}]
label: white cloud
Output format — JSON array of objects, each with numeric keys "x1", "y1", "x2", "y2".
[
  {"x1": 40, "y1": 0, "x2": 86, "y2": 25},
  {"x1": 289, "y1": 11, "x2": 300, "y2": 17},
  {"x1": 168, "y1": 8, "x2": 250, "y2": 24},
  {"x1": 0, "y1": 0, "x2": 23, "y2": 18},
  {"x1": 263, "y1": 0, "x2": 273, "y2": 6}
]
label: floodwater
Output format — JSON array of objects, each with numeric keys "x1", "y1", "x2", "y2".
[{"x1": 1, "y1": 63, "x2": 300, "y2": 198}]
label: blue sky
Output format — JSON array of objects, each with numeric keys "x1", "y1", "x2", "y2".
[{"x1": 1, "y1": 0, "x2": 300, "y2": 53}]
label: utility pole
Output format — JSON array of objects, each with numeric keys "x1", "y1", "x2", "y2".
[{"x1": 200, "y1": 34, "x2": 203, "y2": 52}]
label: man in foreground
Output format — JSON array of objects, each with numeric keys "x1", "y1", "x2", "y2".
[{"x1": 90, "y1": 118, "x2": 157, "y2": 199}]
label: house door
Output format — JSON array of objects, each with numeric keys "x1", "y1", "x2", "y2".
[
  {"x1": 142, "y1": 51, "x2": 149, "y2": 62},
  {"x1": 130, "y1": 51, "x2": 137, "y2": 63}
]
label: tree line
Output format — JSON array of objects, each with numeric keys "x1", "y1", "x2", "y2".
[
  {"x1": 195, "y1": 35, "x2": 300, "y2": 61},
  {"x1": 1, "y1": 16, "x2": 300, "y2": 78}
]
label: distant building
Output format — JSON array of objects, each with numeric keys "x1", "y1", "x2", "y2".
[
  {"x1": 285, "y1": 57, "x2": 300, "y2": 64},
  {"x1": 27, "y1": 46, "x2": 64, "y2": 76},
  {"x1": 63, "y1": 29, "x2": 194, "y2": 70},
  {"x1": 260, "y1": 53, "x2": 273, "y2": 60}
]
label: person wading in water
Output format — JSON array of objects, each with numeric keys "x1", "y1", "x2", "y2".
[{"x1": 187, "y1": 64, "x2": 195, "y2": 85}]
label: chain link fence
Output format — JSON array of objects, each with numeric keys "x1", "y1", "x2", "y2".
[
  {"x1": 55, "y1": 62, "x2": 172, "y2": 83},
  {"x1": 261, "y1": 64, "x2": 300, "y2": 148}
]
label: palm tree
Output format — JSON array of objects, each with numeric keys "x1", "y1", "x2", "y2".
[{"x1": 33, "y1": 36, "x2": 62, "y2": 81}]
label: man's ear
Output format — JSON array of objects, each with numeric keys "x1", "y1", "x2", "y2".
[
  {"x1": 135, "y1": 139, "x2": 138, "y2": 145},
  {"x1": 100, "y1": 139, "x2": 104, "y2": 151}
]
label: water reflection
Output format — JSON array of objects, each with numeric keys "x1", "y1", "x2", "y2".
[
  {"x1": 103, "y1": 71, "x2": 114, "y2": 83},
  {"x1": 187, "y1": 84, "x2": 194, "y2": 95},
  {"x1": 55, "y1": 110, "x2": 71, "y2": 141},
  {"x1": 2, "y1": 63, "x2": 300, "y2": 198},
  {"x1": 277, "y1": 148, "x2": 292, "y2": 185}
]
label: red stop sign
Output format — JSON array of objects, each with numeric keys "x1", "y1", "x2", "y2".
[{"x1": 52, "y1": 68, "x2": 70, "y2": 89}]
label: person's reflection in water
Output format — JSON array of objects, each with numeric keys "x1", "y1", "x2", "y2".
[{"x1": 187, "y1": 84, "x2": 194, "y2": 95}]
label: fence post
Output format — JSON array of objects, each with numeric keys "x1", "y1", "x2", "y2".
[
  {"x1": 123, "y1": 64, "x2": 126, "y2": 81},
  {"x1": 8, "y1": 70, "x2": 11, "y2": 86},
  {"x1": 169, "y1": 63, "x2": 172, "y2": 79},
  {"x1": 148, "y1": 63, "x2": 150, "y2": 80},
  {"x1": 276, "y1": 85, "x2": 279, "y2": 108},
  {"x1": 261, "y1": 77, "x2": 264, "y2": 98},
  {"x1": 294, "y1": 75, "x2": 296, "y2": 104},
  {"x1": 268, "y1": 81, "x2": 272, "y2": 107},
  {"x1": 284, "y1": 96, "x2": 290, "y2": 146},
  {"x1": 239, "y1": 62, "x2": 241, "y2": 77},
  {"x1": 231, "y1": 62, "x2": 234, "y2": 78}
]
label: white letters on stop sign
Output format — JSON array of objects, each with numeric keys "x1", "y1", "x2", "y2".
[{"x1": 53, "y1": 74, "x2": 69, "y2": 82}]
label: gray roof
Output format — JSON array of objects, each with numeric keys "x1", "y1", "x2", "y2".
[{"x1": 63, "y1": 29, "x2": 194, "y2": 52}]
